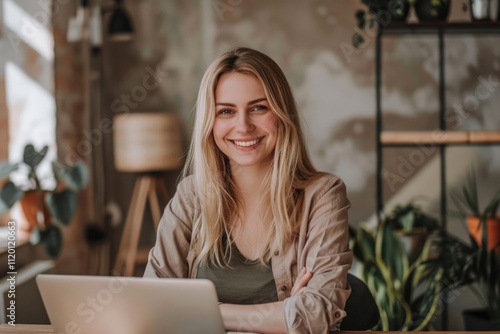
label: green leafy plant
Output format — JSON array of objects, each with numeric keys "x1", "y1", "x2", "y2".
[
  {"x1": 450, "y1": 169, "x2": 500, "y2": 225},
  {"x1": 449, "y1": 170, "x2": 500, "y2": 329},
  {"x1": 350, "y1": 204, "x2": 443, "y2": 330},
  {"x1": 0, "y1": 144, "x2": 89, "y2": 257},
  {"x1": 436, "y1": 224, "x2": 500, "y2": 330},
  {"x1": 353, "y1": 0, "x2": 411, "y2": 47}
]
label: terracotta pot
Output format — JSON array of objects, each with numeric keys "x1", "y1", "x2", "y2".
[
  {"x1": 20, "y1": 191, "x2": 50, "y2": 231},
  {"x1": 466, "y1": 216, "x2": 500, "y2": 250},
  {"x1": 394, "y1": 227, "x2": 429, "y2": 261}
]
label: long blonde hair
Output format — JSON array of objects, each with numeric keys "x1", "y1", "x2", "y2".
[{"x1": 183, "y1": 47, "x2": 319, "y2": 265}]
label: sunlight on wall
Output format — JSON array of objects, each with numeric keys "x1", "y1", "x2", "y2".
[
  {"x1": 2, "y1": 0, "x2": 56, "y2": 233},
  {"x1": 3, "y1": 0, "x2": 54, "y2": 62},
  {"x1": 5, "y1": 61, "x2": 56, "y2": 190}
]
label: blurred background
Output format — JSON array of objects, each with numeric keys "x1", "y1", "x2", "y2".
[{"x1": 1, "y1": 0, "x2": 500, "y2": 330}]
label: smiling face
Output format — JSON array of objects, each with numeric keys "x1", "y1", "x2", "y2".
[{"x1": 213, "y1": 72, "x2": 278, "y2": 171}]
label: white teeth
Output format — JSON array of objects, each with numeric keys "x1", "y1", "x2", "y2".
[{"x1": 233, "y1": 139, "x2": 259, "y2": 147}]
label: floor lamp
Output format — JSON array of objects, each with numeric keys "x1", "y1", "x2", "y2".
[{"x1": 112, "y1": 113, "x2": 183, "y2": 276}]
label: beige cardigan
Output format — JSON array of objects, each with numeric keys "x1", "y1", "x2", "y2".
[{"x1": 144, "y1": 173, "x2": 352, "y2": 333}]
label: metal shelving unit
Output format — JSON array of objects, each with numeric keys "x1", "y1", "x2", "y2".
[{"x1": 375, "y1": 21, "x2": 500, "y2": 330}]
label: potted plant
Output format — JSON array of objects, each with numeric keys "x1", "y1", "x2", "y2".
[
  {"x1": 350, "y1": 204, "x2": 443, "y2": 330},
  {"x1": 385, "y1": 203, "x2": 440, "y2": 261},
  {"x1": 450, "y1": 170, "x2": 500, "y2": 330},
  {"x1": 443, "y1": 228, "x2": 500, "y2": 331},
  {"x1": 414, "y1": 0, "x2": 451, "y2": 22},
  {"x1": 353, "y1": 0, "x2": 411, "y2": 47},
  {"x1": 451, "y1": 169, "x2": 500, "y2": 251},
  {"x1": 0, "y1": 144, "x2": 89, "y2": 257}
]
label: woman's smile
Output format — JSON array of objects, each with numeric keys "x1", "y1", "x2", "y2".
[{"x1": 213, "y1": 72, "x2": 278, "y2": 169}]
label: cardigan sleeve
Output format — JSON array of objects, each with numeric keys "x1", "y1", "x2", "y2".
[
  {"x1": 143, "y1": 176, "x2": 195, "y2": 279},
  {"x1": 284, "y1": 176, "x2": 353, "y2": 333}
]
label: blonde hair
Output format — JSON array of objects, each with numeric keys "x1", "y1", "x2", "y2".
[{"x1": 183, "y1": 47, "x2": 319, "y2": 266}]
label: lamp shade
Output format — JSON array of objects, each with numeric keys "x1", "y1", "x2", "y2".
[
  {"x1": 113, "y1": 113, "x2": 183, "y2": 172},
  {"x1": 108, "y1": 6, "x2": 133, "y2": 41}
]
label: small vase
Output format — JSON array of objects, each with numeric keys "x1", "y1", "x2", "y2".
[
  {"x1": 20, "y1": 191, "x2": 50, "y2": 232},
  {"x1": 414, "y1": 0, "x2": 451, "y2": 22},
  {"x1": 388, "y1": 0, "x2": 411, "y2": 21},
  {"x1": 394, "y1": 227, "x2": 429, "y2": 262},
  {"x1": 470, "y1": 0, "x2": 491, "y2": 20},
  {"x1": 466, "y1": 215, "x2": 500, "y2": 250},
  {"x1": 463, "y1": 309, "x2": 498, "y2": 331}
]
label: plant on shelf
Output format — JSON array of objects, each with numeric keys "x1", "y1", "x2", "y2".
[
  {"x1": 353, "y1": 0, "x2": 411, "y2": 47},
  {"x1": 451, "y1": 169, "x2": 500, "y2": 251},
  {"x1": 413, "y1": 0, "x2": 451, "y2": 22},
  {"x1": 350, "y1": 203, "x2": 443, "y2": 330},
  {"x1": 450, "y1": 170, "x2": 500, "y2": 330},
  {"x1": 0, "y1": 144, "x2": 89, "y2": 257}
]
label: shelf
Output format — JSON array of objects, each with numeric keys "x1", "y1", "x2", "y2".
[
  {"x1": 380, "y1": 21, "x2": 500, "y2": 35},
  {"x1": 381, "y1": 131, "x2": 500, "y2": 145}
]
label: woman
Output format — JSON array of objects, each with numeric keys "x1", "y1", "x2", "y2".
[{"x1": 144, "y1": 47, "x2": 352, "y2": 333}]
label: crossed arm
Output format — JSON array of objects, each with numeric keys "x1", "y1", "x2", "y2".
[{"x1": 220, "y1": 268, "x2": 312, "y2": 333}]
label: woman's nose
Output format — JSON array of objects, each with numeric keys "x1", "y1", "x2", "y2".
[{"x1": 236, "y1": 112, "x2": 255, "y2": 132}]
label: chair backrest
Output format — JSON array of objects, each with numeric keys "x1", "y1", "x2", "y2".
[{"x1": 341, "y1": 273, "x2": 380, "y2": 331}]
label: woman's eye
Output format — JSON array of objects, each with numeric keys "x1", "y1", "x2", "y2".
[
  {"x1": 252, "y1": 105, "x2": 268, "y2": 112},
  {"x1": 218, "y1": 109, "x2": 233, "y2": 115}
]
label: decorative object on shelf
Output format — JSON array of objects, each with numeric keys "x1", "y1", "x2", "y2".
[
  {"x1": 470, "y1": 0, "x2": 492, "y2": 20},
  {"x1": 450, "y1": 169, "x2": 500, "y2": 251},
  {"x1": 374, "y1": 23, "x2": 500, "y2": 329},
  {"x1": 349, "y1": 204, "x2": 443, "y2": 330},
  {"x1": 385, "y1": 203, "x2": 440, "y2": 261},
  {"x1": 113, "y1": 112, "x2": 183, "y2": 276},
  {"x1": 414, "y1": 0, "x2": 451, "y2": 22},
  {"x1": 353, "y1": 0, "x2": 411, "y2": 47},
  {"x1": 0, "y1": 144, "x2": 89, "y2": 257}
]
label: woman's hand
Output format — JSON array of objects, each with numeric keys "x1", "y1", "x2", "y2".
[{"x1": 291, "y1": 267, "x2": 313, "y2": 296}]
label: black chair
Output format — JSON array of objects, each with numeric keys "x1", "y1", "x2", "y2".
[{"x1": 341, "y1": 273, "x2": 380, "y2": 331}]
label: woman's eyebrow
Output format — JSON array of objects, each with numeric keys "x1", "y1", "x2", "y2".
[{"x1": 215, "y1": 97, "x2": 267, "y2": 106}]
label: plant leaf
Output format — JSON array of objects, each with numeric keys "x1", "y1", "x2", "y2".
[
  {"x1": 42, "y1": 225, "x2": 62, "y2": 257},
  {"x1": 54, "y1": 160, "x2": 89, "y2": 191},
  {"x1": 23, "y1": 144, "x2": 48, "y2": 170},
  {"x1": 0, "y1": 181, "x2": 24, "y2": 213},
  {"x1": 45, "y1": 189, "x2": 77, "y2": 225}
]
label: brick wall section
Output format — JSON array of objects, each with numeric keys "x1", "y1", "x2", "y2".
[
  {"x1": 0, "y1": 79, "x2": 7, "y2": 162},
  {"x1": 52, "y1": 1, "x2": 89, "y2": 274}
]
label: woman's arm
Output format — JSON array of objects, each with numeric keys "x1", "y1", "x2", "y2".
[
  {"x1": 283, "y1": 176, "x2": 352, "y2": 332},
  {"x1": 220, "y1": 268, "x2": 312, "y2": 333}
]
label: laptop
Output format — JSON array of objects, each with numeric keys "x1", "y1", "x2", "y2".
[{"x1": 36, "y1": 274, "x2": 226, "y2": 334}]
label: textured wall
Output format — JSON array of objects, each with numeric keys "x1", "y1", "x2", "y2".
[{"x1": 101, "y1": 0, "x2": 500, "y2": 223}]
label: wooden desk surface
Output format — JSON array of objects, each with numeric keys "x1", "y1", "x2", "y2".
[{"x1": 0, "y1": 325, "x2": 494, "y2": 334}]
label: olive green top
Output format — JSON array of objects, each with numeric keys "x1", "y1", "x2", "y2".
[{"x1": 196, "y1": 245, "x2": 278, "y2": 305}]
